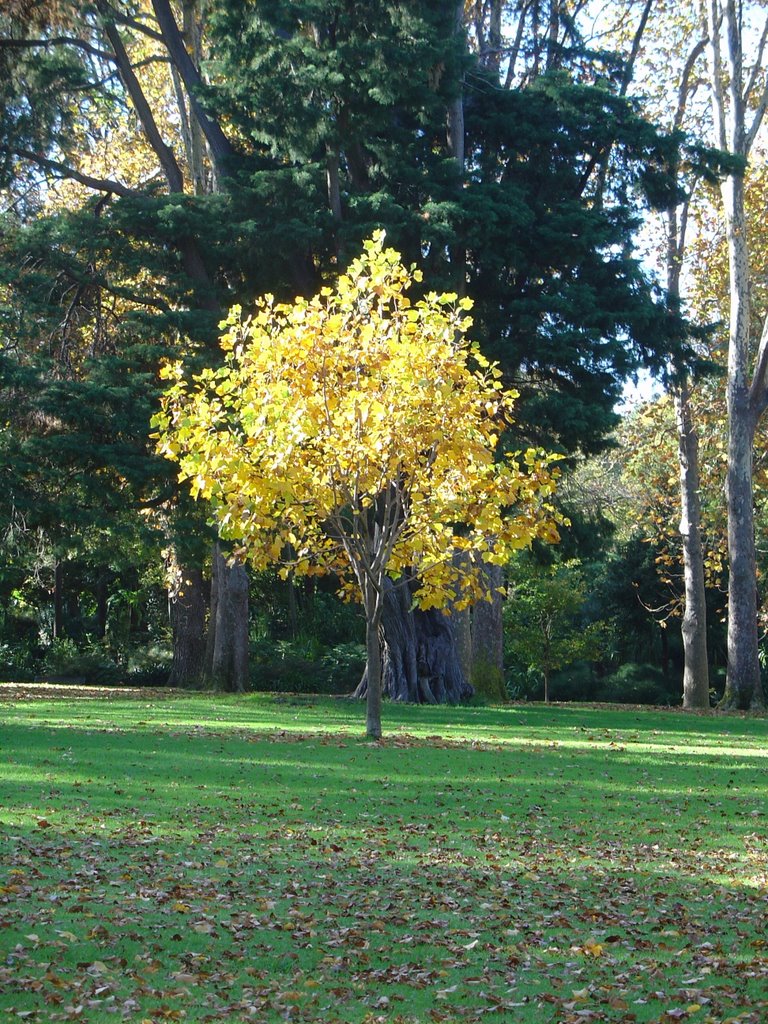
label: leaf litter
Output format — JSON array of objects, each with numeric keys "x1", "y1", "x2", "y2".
[{"x1": 0, "y1": 697, "x2": 765, "y2": 1023}]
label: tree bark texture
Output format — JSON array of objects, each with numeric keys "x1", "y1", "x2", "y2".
[
  {"x1": 705, "y1": 0, "x2": 766, "y2": 710},
  {"x1": 724, "y1": 387, "x2": 763, "y2": 708},
  {"x1": 365, "y1": 578, "x2": 383, "y2": 739},
  {"x1": 209, "y1": 545, "x2": 249, "y2": 692},
  {"x1": 471, "y1": 563, "x2": 505, "y2": 699},
  {"x1": 721, "y1": 173, "x2": 764, "y2": 709},
  {"x1": 354, "y1": 578, "x2": 472, "y2": 704},
  {"x1": 675, "y1": 384, "x2": 711, "y2": 709},
  {"x1": 167, "y1": 565, "x2": 206, "y2": 687}
]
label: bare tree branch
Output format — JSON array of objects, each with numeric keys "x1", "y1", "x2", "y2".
[
  {"x1": 674, "y1": 39, "x2": 707, "y2": 134},
  {"x1": 97, "y1": 1, "x2": 185, "y2": 194},
  {"x1": 110, "y1": 10, "x2": 165, "y2": 44},
  {"x1": 0, "y1": 36, "x2": 114, "y2": 61},
  {"x1": 151, "y1": 0, "x2": 236, "y2": 175},
  {"x1": 705, "y1": 0, "x2": 728, "y2": 151},
  {"x1": 11, "y1": 147, "x2": 138, "y2": 197},
  {"x1": 619, "y1": 0, "x2": 654, "y2": 98},
  {"x1": 742, "y1": 12, "x2": 768, "y2": 108},
  {"x1": 748, "y1": 313, "x2": 768, "y2": 416}
]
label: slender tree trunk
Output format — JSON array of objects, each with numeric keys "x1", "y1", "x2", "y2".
[
  {"x1": 365, "y1": 579, "x2": 383, "y2": 740},
  {"x1": 204, "y1": 543, "x2": 219, "y2": 680},
  {"x1": 675, "y1": 382, "x2": 710, "y2": 708},
  {"x1": 209, "y1": 545, "x2": 249, "y2": 692},
  {"x1": 452, "y1": 604, "x2": 472, "y2": 690},
  {"x1": 721, "y1": 174, "x2": 763, "y2": 709},
  {"x1": 724, "y1": 385, "x2": 762, "y2": 707},
  {"x1": 471, "y1": 563, "x2": 505, "y2": 698},
  {"x1": 665, "y1": 155, "x2": 710, "y2": 708},
  {"x1": 167, "y1": 565, "x2": 206, "y2": 687},
  {"x1": 53, "y1": 561, "x2": 64, "y2": 639},
  {"x1": 326, "y1": 145, "x2": 342, "y2": 221},
  {"x1": 704, "y1": 0, "x2": 767, "y2": 710},
  {"x1": 96, "y1": 569, "x2": 108, "y2": 639},
  {"x1": 182, "y1": 0, "x2": 207, "y2": 194}
]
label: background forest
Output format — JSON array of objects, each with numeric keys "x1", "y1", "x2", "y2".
[{"x1": 2, "y1": 0, "x2": 767, "y2": 709}]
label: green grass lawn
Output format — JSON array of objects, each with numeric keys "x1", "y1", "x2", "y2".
[{"x1": 0, "y1": 687, "x2": 766, "y2": 1023}]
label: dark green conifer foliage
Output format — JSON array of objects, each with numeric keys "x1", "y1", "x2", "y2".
[{"x1": 0, "y1": 0, "x2": 696, "y2": 689}]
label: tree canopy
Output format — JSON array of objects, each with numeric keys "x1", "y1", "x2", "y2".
[{"x1": 154, "y1": 234, "x2": 562, "y2": 733}]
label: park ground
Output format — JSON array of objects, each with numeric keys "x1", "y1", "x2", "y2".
[{"x1": 0, "y1": 687, "x2": 766, "y2": 1023}]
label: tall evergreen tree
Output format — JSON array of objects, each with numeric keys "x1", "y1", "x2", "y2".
[{"x1": 1, "y1": 0, "x2": 693, "y2": 700}]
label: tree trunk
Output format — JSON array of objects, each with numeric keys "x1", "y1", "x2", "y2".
[
  {"x1": 704, "y1": 0, "x2": 766, "y2": 711},
  {"x1": 723, "y1": 387, "x2": 763, "y2": 708},
  {"x1": 167, "y1": 565, "x2": 206, "y2": 687},
  {"x1": 209, "y1": 545, "x2": 249, "y2": 692},
  {"x1": 96, "y1": 570, "x2": 108, "y2": 640},
  {"x1": 204, "y1": 544, "x2": 219, "y2": 680},
  {"x1": 182, "y1": 0, "x2": 207, "y2": 195},
  {"x1": 354, "y1": 578, "x2": 472, "y2": 704},
  {"x1": 365, "y1": 579, "x2": 383, "y2": 739},
  {"x1": 675, "y1": 382, "x2": 710, "y2": 709},
  {"x1": 452, "y1": 603, "x2": 472, "y2": 690},
  {"x1": 471, "y1": 563, "x2": 505, "y2": 699},
  {"x1": 720, "y1": 173, "x2": 763, "y2": 709},
  {"x1": 53, "y1": 560, "x2": 64, "y2": 639}
]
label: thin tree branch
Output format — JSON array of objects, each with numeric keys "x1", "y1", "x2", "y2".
[
  {"x1": 745, "y1": 43, "x2": 768, "y2": 152},
  {"x1": 10, "y1": 147, "x2": 138, "y2": 197},
  {"x1": 619, "y1": 0, "x2": 654, "y2": 98},
  {"x1": 748, "y1": 313, "x2": 768, "y2": 416},
  {"x1": 0, "y1": 36, "x2": 114, "y2": 61},
  {"x1": 110, "y1": 10, "x2": 165, "y2": 44},
  {"x1": 705, "y1": 0, "x2": 728, "y2": 151},
  {"x1": 97, "y1": 2, "x2": 185, "y2": 194},
  {"x1": 722, "y1": 0, "x2": 746, "y2": 153},
  {"x1": 743, "y1": 12, "x2": 768, "y2": 107},
  {"x1": 674, "y1": 39, "x2": 707, "y2": 134}
]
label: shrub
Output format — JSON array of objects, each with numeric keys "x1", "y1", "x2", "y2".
[
  {"x1": 548, "y1": 661, "x2": 602, "y2": 702},
  {"x1": 472, "y1": 659, "x2": 508, "y2": 703},
  {"x1": 596, "y1": 662, "x2": 679, "y2": 705},
  {"x1": 250, "y1": 640, "x2": 365, "y2": 695},
  {"x1": 41, "y1": 638, "x2": 121, "y2": 685},
  {"x1": 505, "y1": 664, "x2": 544, "y2": 701},
  {"x1": 0, "y1": 641, "x2": 36, "y2": 682},
  {"x1": 320, "y1": 642, "x2": 366, "y2": 693}
]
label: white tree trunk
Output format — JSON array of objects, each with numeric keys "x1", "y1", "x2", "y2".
[
  {"x1": 674, "y1": 383, "x2": 710, "y2": 708},
  {"x1": 705, "y1": 0, "x2": 767, "y2": 709}
]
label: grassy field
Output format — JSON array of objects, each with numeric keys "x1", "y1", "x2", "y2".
[{"x1": 0, "y1": 687, "x2": 766, "y2": 1023}]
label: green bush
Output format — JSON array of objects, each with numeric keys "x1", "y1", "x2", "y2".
[
  {"x1": 505, "y1": 664, "x2": 544, "y2": 701},
  {"x1": 320, "y1": 642, "x2": 366, "y2": 693},
  {"x1": 250, "y1": 641, "x2": 365, "y2": 695},
  {"x1": 41, "y1": 638, "x2": 121, "y2": 685},
  {"x1": 548, "y1": 661, "x2": 602, "y2": 702},
  {"x1": 0, "y1": 641, "x2": 36, "y2": 682},
  {"x1": 124, "y1": 646, "x2": 173, "y2": 687},
  {"x1": 595, "y1": 662, "x2": 679, "y2": 705}
]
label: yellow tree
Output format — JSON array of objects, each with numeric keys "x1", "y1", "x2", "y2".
[{"x1": 153, "y1": 233, "x2": 561, "y2": 737}]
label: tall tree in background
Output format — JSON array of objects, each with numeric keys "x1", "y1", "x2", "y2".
[
  {"x1": 665, "y1": 37, "x2": 712, "y2": 710},
  {"x1": 703, "y1": 0, "x2": 768, "y2": 709},
  {"x1": 0, "y1": 0, "x2": 252, "y2": 689},
  {"x1": 1, "y1": 0, "x2": 694, "y2": 698}
]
